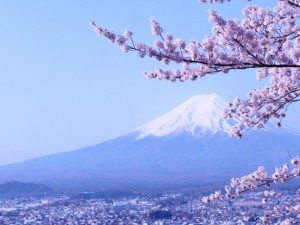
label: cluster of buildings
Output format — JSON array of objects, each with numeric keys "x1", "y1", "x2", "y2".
[{"x1": 0, "y1": 190, "x2": 299, "y2": 224}]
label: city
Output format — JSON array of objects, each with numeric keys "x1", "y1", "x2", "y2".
[{"x1": 0, "y1": 190, "x2": 299, "y2": 224}]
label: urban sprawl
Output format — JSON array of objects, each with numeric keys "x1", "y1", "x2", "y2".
[{"x1": 0, "y1": 191, "x2": 299, "y2": 224}]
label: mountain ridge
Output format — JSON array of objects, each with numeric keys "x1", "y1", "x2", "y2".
[{"x1": 0, "y1": 180, "x2": 53, "y2": 195}]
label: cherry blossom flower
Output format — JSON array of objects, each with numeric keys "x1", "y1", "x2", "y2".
[
  {"x1": 91, "y1": 0, "x2": 300, "y2": 137},
  {"x1": 92, "y1": 1, "x2": 300, "y2": 221}
]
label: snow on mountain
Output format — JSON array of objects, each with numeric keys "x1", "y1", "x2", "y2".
[
  {"x1": 136, "y1": 93, "x2": 239, "y2": 139},
  {"x1": 136, "y1": 93, "x2": 299, "y2": 139}
]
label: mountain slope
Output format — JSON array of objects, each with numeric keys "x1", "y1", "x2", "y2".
[
  {"x1": 0, "y1": 181, "x2": 53, "y2": 195},
  {"x1": 0, "y1": 94, "x2": 299, "y2": 191}
]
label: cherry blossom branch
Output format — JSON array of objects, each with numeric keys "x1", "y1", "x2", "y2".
[
  {"x1": 202, "y1": 155, "x2": 300, "y2": 224},
  {"x1": 202, "y1": 156, "x2": 300, "y2": 203},
  {"x1": 199, "y1": 0, "x2": 300, "y2": 9},
  {"x1": 93, "y1": 2, "x2": 300, "y2": 222},
  {"x1": 287, "y1": 0, "x2": 300, "y2": 8},
  {"x1": 92, "y1": 0, "x2": 300, "y2": 137}
]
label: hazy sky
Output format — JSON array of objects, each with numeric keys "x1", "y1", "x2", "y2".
[{"x1": 1, "y1": 1, "x2": 299, "y2": 165}]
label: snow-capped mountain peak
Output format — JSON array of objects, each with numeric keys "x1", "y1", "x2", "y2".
[{"x1": 136, "y1": 93, "x2": 239, "y2": 139}]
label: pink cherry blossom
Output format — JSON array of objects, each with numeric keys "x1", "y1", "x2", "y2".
[
  {"x1": 91, "y1": 1, "x2": 300, "y2": 137},
  {"x1": 92, "y1": 1, "x2": 300, "y2": 221},
  {"x1": 202, "y1": 153, "x2": 300, "y2": 220}
]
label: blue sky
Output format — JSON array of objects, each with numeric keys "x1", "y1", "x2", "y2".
[{"x1": 1, "y1": 1, "x2": 299, "y2": 165}]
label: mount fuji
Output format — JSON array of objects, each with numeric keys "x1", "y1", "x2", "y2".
[
  {"x1": 137, "y1": 93, "x2": 238, "y2": 139},
  {"x1": 0, "y1": 93, "x2": 300, "y2": 191}
]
